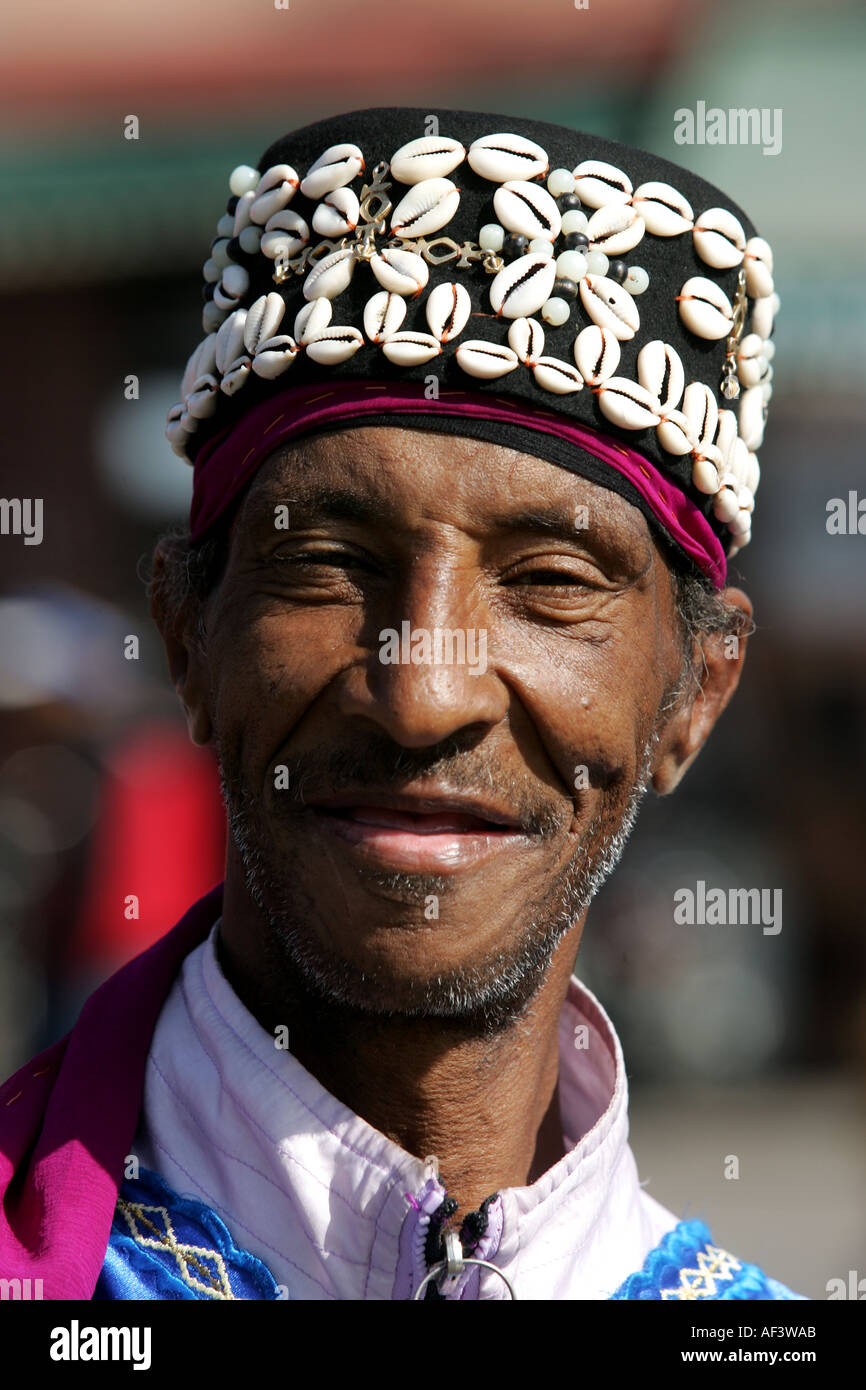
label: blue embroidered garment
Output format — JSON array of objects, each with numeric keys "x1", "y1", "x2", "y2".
[{"x1": 95, "y1": 1166, "x2": 805, "y2": 1301}]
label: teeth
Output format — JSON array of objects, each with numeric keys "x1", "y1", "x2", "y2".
[
  {"x1": 579, "y1": 274, "x2": 640, "y2": 341},
  {"x1": 631, "y1": 181, "x2": 694, "y2": 236},
  {"x1": 493, "y1": 180, "x2": 562, "y2": 242},
  {"x1": 677, "y1": 276, "x2": 733, "y2": 340},
  {"x1": 251, "y1": 334, "x2": 299, "y2": 379},
  {"x1": 381, "y1": 331, "x2": 443, "y2": 366},
  {"x1": 390, "y1": 135, "x2": 466, "y2": 184},
  {"x1": 573, "y1": 324, "x2": 620, "y2": 385},
  {"x1": 489, "y1": 253, "x2": 557, "y2": 318},
  {"x1": 508, "y1": 316, "x2": 545, "y2": 366},
  {"x1": 312, "y1": 186, "x2": 360, "y2": 238},
  {"x1": 363, "y1": 290, "x2": 406, "y2": 343},
  {"x1": 572, "y1": 159, "x2": 633, "y2": 208},
  {"x1": 693, "y1": 207, "x2": 746, "y2": 270},
  {"x1": 305, "y1": 326, "x2": 365, "y2": 365},
  {"x1": 299, "y1": 143, "x2": 364, "y2": 200},
  {"x1": 586, "y1": 203, "x2": 645, "y2": 256},
  {"x1": 370, "y1": 246, "x2": 429, "y2": 296},
  {"x1": 532, "y1": 356, "x2": 583, "y2": 394},
  {"x1": 455, "y1": 340, "x2": 521, "y2": 380},
  {"x1": 467, "y1": 131, "x2": 549, "y2": 183},
  {"x1": 637, "y1": 340, "x2": 684, "y2": 413},
  {"x1": 390, "y1": 177, "x2": 461, "y2": 237},
  {"x1": 425, "y1": 281, "x2": 471, "y2": 342}
]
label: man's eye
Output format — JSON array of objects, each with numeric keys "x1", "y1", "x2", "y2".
[
  {"x1": 277, "y1": 548, "x2": 366, "y2": 569},
  {"x1": 506, "y1": 567, "x2": 595, "y2": 587}
]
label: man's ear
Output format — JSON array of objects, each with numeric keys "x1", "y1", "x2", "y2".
[
  {"x1": 651, "y1": 586, "x2": 752, "y2": 795},
  {"x1": 149, "y1": 538, "x2": 213, "y2": 747}
]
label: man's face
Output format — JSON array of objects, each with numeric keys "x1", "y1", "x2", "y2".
[{"x1": 182, "y1": 427, "x2": 700, "y2": 1030}]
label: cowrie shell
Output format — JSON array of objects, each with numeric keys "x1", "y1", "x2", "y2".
[
  {"x1": 573, "y1": 325, "x2": 620, "y2": 385},
  {"x1": 750, "y1": 296, "x2": 775, "y2": 340},
  {"x1": 716, "y1": 409, "x2": 738, "y2": 468},
  {"x1": 186, "y1": 373, "x2": 219, "y2": 420},
  {"x1": 693, "y1": 207, "x2": 746, "y2": 269},
  {"x1": 631, "y1": 181, "x2": 694, "y2": 236},
  {"x1": 532, "y1": 356, "x2": 583, "y2": 394},
  {"x1": 678, "y1": 276, "x2": 733, "y2": 340},
  {"x1": 381, "y1": 330, "x2": 443, "y2": 366},
  {"x1": 363, "y1": 291, "x2": 406, "y2": 343},
  {"x1": 683, "y1": 382, "x2": 718, "y2": 448},
  {"x1": 572, "y1": 160, "x2": 632, "y2": 208},
  {"x1": 489, "y1": 253, "x2": 557, "y2": 318},
  {"x1": 579, "y1": 274, "x2": 640, "y2": 341},
  {"x1": 656, "y1": 408, "x2": 694, "y2": 455},
  {"x1": 215, "y1": 309, "x2": 247, "y2": 375},
  {"x1": 493, "y1": 181, "x2": 562, "y2": 242},
  {"x1": 243, "y1": 293, "x2": 286, "y2": 354},
  {"x1": 467, "y1": 132, "x2": 549, "y2": 183},
  {"x1": 637, "y1": 340, "x2": 684, "y2": 412},
  {"x1": 260, "y1": 210, "x2": 310, "y2": 261},
  {"x1": 744, "y1": 236, "x2": 774, "y2": 299},
  {"x1": 299, "y1": 143, "x2": 364, "y2": 200},
  {"x1": 214, "y1": 263, "x2": 249, "y2": 310},
  {"x1": 692, "y1": 457, "x2": 721, "y2": 495},
  {"x1": 597, "y1": 378, "x2": 659, "y2": 430},
  {"x1": 508, "y1": 316, "x2": 545, "y2": 365},
  {"x1": 305, "y1": 326, "x2": 365, "y2": 365},
  {"x1": 370, "y1": 246, "x2": 428, "y2": 296},
  {"x1": 232, "y1": 191, "x2": 256, "y2": 237},
  {"x1": 312, "y1": 187, "x2": 360, "y2": 238},
  {"x1": 220, "y1": 354, "x2": 252, "y2": 396},
  {"x1": 713, "y1": 487, "x2": 740, "y2": 524},
  {"x1": 390, "y1": 135, "x2": 465, "y2": 184},
  {"x1": 294, "y1": 297, "x2": 332, "y2": 345},
  {"x1": 456, "y1": 340, "x2": 520, "y2": 379},
  {"x1": 303, "y1": 247, "x2": 356, "y2": 300},
  {"x1": 727, "y1": 509, "x2": 751, "y2": 536},
  {"x1": 729, "y1": 436, "x2": 750, "y2": 486},
  {"x1": 390, "y1": 178, "x2": 460, "y2": 237},
  {"x1": 586, "y1": 203, "x2": 645, "y2": 256},
  {"x1": 181, "y1": 333, "x2": 217, "y2": 399},
  {"x1": 738, "y1": 386, "x2": 765, "y2": 450},
  {"x1": 165, "y1": 403, "x2": 193, "y2": 456},
  {"x1": 250, "y1": 165, "x2": 300, "y2": 225},
  {"x1": 425, "y1": 281, "x2": 471, "y2": 341},
  {"x1": 736, "y1": 333, "x2": 764, "y2": 388},
  {"x1": 745, "y1": 452, "x2": 760, "y2": 494},
  {"x1": 251, "y1": 334, "x2": 298, "y2": 379}
]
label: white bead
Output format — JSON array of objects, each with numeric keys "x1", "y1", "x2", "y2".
[
  {"x1": 239, "y1": 226, "x2": 262, "y2": 254},
  {"x1": 561, "y1": 210, "x2": 588, "y2": 234},
  {"x1": 479, "y1": 223, "x2": 505, "y2": 252},
  {"x1": 212, "y1": 241, "x2": 231, "y2": 270},
  {"x1": 229, "y1": 165, "x2": 260, "y2": 197},
  {"x1": 202, "y1": 301, "x2": 226, "y2": 334},
  {"x1": 529, "y1": 238, "x2": 554, "y2": 258},
  {"x1": 547, "y1": 168, "x2": 575, "y2": 196},
  {"x1": 202, "y1": 258, "x2": 221, "y2": 284},
  {"x1": 216, "y1": 214, "x2": 235, "y2": 239},
  {"x1": 624, "y1": 266, "x2": 649, "y2": 295},
  {"x1": 222, "y1": 264, "x2": 249, "y2": 297},
  {"x1": 585, "y1": 250, "x2": 609, "y2": 276},
  {"x1": 556, "y1": 250, "x2": 587, "y2": 282},
  {"x1": 541, "y1": 297, "x2": 571, "y2": 326}
]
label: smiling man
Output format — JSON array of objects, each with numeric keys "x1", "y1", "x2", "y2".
[{"x1": 0, "y1": 107, "x2": 802, "y2": 1300}]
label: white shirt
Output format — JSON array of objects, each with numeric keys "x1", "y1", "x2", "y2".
[{"x1": 133, "y1": 920, "x2": 680, "y2": 1299}]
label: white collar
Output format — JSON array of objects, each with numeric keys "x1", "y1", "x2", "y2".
[{"x1": 135, "y1": 918, "x2": 677, "y2": 1299}]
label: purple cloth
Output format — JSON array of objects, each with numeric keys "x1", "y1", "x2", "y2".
[{"x1": 0, "y1": 884, "x2": 222, "y2": 1300}]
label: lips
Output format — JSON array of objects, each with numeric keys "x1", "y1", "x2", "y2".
[
  {"x1": 308, "y1": 791, "x2": 523, "y2": 832},
  {"x1": 318, "y1": 804, "x2": 514, "y2": 834}
]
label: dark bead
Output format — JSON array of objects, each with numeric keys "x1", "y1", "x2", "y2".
[
  {"x1": 226, "y1": 236, "x2": 244, "y2": 262},
  {"x1": 227, "y1": 195, "x2": 239, "y2": 214},
  {"x1": 557, "y1": 192, "x2": 582, "y2": 212},
  {"x1": 608, "y1": 259, "x2": 628, "y2": 284},
  {"x1": 202, "y1": 281, "x2": 215, "y2": 304},
  {"x1": 503, "y1": 233, "x2": 529, "y2": 260},
  {"x1": 563, "y1": 231, "x2": 589, "y2": 251},
  {"x1": 553, "y1": 277, "x2": 579, "y2": 302}
]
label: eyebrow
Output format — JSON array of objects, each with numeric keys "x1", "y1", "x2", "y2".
[
  {"x1": 487, "y1": 506, "x2": 632, "y2": 550},
  {"x1": 244, "y1": 486, "x2": 386, "y2": 530}
]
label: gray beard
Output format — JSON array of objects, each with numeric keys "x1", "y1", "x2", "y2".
[{"x1": 219, "y1": 733, "x2": 657, "y2": 1037}]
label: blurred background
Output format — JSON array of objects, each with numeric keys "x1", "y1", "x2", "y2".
[{"x1": 1, "y1": 0, "x2": 864, "y2": 1299}]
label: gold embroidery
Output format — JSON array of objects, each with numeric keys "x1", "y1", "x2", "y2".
[
  {"x1": 117, "y1": 1198, "x2": 236, "y2": 1301},
  {"x1": 660, "y1": 1244, "x2": 742, "y2": 1301}
]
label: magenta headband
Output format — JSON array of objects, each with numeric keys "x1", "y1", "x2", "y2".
[{"x1": 190, "y1": 380, "x2": 727, "y2": 588}]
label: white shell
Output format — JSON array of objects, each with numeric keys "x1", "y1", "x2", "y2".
[
  {"x1": 186, "y1": 373, "x2": 219, "y2": 420},
  {"x1": 370, "y1": 246, "x2": 428, "y2": 296},
  {"x1": 745, "y1": 452, "x2": 760, "y2": 494},
  {"x1": 260, "y1": 210, "x2": 310, "y2": 260},
  {"x1": 467, "y1": 132, "x2": 549, "y2": 183},
  {"x1": 363, "y1": 291, "x2": 406, "y2": 343},
  {"x1": 716, "y1": 409, "x2": 739, "y2": 468},
  {"x1": 305, "y1": 326, "x2": 365, "y2": 365},
  {"x1": 713, "y1": 488, "x2": 740, "y2": 524},
  {"x1": 489, "y1": 253, "x2": 557, "y2": 318},
  {"x1": 243, "y1": 293, "x2": 286, "y2": 354},
  {"x1": 303, "y1": 247, "x2": 356, "y2": 301},
  {"x1": 455, "y1": 340, "x2": 520, "y2": 380},
  {"x1": 250, "y1": 165, "x2": 300, "y2": 225},
  {"x1": 493, "y1": 181, "x2": 562, "y2": 242},
  {"x1": 294, "y1": 297, "x2": 332, "y2": 345},
  {"x1": 579, "y1": 274, "x2": 640, "y2": 341},
  {"x1": 251, "y1": 335, "x2": 298, "y2": 379},
  {"x1": 751, "y1": 296, "x2": 775, "y2": 340},
  {"x1": 390, "y1": 135, "x2": 466, "y2": 184},
  {"x1": 683, "y1": 382, "x2": 718, "y2": 448},
  {"x1": 215, "y1": 309, "x2": 247, "y2": 375},
  {"x1": 312, "y1": 187, "x2": 360, "y2": 238},
  {"x1": 381, "y1": 331, "x2": 443, "y2": 366},
  {"x1": 181, "y1": 333, "x2": 217, "y2": 399},
  {"x1": 728, "y1": 435, "x2": 750, "y2": 487},
  {"x1": 693, "y1": 208, "x2": 746, "y2": 270},
  {"x1": 637, "y1": 340, "x2": 684, "y2": 412},
  {"x1": 232, "y1": 191, "x2": 256, "y2": 237},
  {"x1": 220, "y1": 355, "x2": 252, "y2": 396},
  {"x1": 532, "y1": 356, "x2": 583, "y2": 394},
  {"x1": 573, "y1": 325, "x2": 620, "y2": 385},
  {"x1": 692, "y1": 458, "x2": 721, "y2": 495},
  {"x1": 631, "y1": 181, "x2": 694, "y2": 236},
  {"x1": 744, "y1": 236, "x2": 774, "y2": 299},
  {"x1": 299, "y1": 143, "x2": 364, "y2": 200},
  {"x1": 738, "y1": 386, "x2": 765, "y2": 450},
  {"x1": 678, "y1": 276, "x2": 733, "y2": 340},
  {"x1": 390, "y1": 178, "x2": 460, "y2": 237},
  {"x1": 736, "y1": 333, "x2": 764, "y2": 388},
  {"x1": 572, "y1": 159, "x2": 633, "y2": 208},
  {"x1": 214, "y1": 263, "x2": 249, "y2": 309},
  {"x1": 508, "y1": 316, "x2": 545, "y2": 365},
  {"x1": 597, "y1": 378, "x2": 660, "y2": 430},
  {"x1": 656, "y1": 409, "x2": 694, "y2": 455},
  {"x1": 586, "y1": 203, "x2": 645, "y2": 256},
  {"x1": 425, "y1": 281, "x2": 471, "y2": 342}
]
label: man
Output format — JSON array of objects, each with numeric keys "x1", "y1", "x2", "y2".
[{"x1": 0, "y1": 107, "x2": 801, "y2": 1300}]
